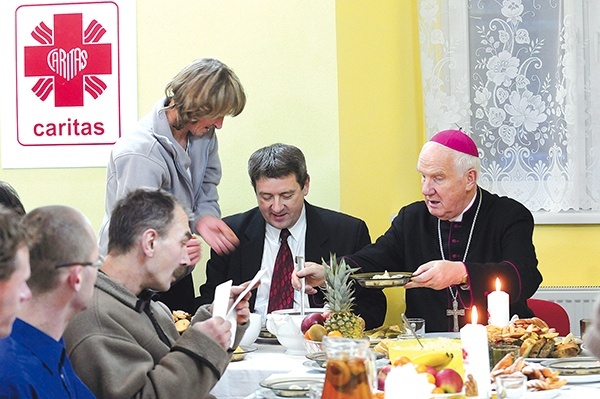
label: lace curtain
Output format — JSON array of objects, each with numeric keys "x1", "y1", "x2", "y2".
[{"x1": 418, "y1": 0, "x2": 600, "y2": 223}]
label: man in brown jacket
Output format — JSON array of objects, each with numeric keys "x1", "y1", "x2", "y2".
[{"x1": 65, "y1": 189, "x2": 251, "y2": 399}]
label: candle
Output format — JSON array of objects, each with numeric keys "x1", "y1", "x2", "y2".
[
  {"x1": 460, "y1": 306, "x2": 491, "y2": 398},
  {"x1": 487, "y1": 278, "x2": 510, "y2": 327}
]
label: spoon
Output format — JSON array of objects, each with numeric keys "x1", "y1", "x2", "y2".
[
  {"x1": 295, "y1": 256, "x2": 306, "y2": 316},
  {"x1": 402, "y1": 313, "x2": 424, "y2": 348}
]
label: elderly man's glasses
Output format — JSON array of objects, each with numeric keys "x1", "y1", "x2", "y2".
[{"x1": 54, "y1": 256, "x2": 104, "y2": 269}]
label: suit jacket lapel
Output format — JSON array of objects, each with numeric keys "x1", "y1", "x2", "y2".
[
  {"x1": 239, "y1": 210, "x2": 267, "y2": 282},
  {"x1": 305, "y1": 202, "x2": 329, "y2": 263},
  {"x1": 304, "y1": 202, "x2": 328, "y2": 308}
]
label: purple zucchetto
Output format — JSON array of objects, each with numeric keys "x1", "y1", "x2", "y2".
[{"x1": 429, "y1": 129, "x2": 478, "y2": 157}]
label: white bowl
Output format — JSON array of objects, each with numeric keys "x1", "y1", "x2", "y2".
[
  {"x1": 266, "y1": 308, "x2": 324, "y2": 355},
  {"x1": 240, "y1": 313, "x2": 262, "y2": 346}
]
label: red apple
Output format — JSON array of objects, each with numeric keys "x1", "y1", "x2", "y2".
[
  {"x1": 435, "y1": 368, "x2": 463, "y2": 393},
  {"x1": 300, "y1": 313, "x2": 325, "y2": 333},
  {"x1": 425, "y1": 365, "x2": 438, "y2": 377},
  {"x1": 377, "y1": 364, "x2": 393, "y2": 391}
]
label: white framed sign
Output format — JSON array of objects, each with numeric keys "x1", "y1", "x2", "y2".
[{"x1": 0, "y1": 0, "x2": 137, "y2": 168}]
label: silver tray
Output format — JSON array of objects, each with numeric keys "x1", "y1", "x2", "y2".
[{"x1": 352, "y1": 271, "x2": 412, "y2": 288}]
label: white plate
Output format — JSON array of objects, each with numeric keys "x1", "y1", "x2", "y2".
[
  {"x1": 431, "y1": 389, "x2": 465, "y2": 398},
  {"x1": 541, "y1": 357, "x2": 600, "y2": 383},
  {"x1": 259, "y1": 376, "x2": 324, "y2": 397},
  {"x1": 254, "y1": 387, "x2": 292, "y2": 399},
  {"x1": 526, "y1": 357, "x2": 555, "y2": 363},
  {"x1": 490, "y1": 388, "x2": 562, "y2": 399},
  {"x1": 302, "y1": 360, "x2": 325, "y2": 372},
  {"x1": 523, "y1": 390, "x2": 561, "y2": 399},
  {"x1": 231, "y1": 345, "x2": 257, "y2": 361},
  {"x1": 562, "y1": 374, "x2": 600, "y2": 383}
]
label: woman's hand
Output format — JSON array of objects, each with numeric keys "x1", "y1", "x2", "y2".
[{"x1": 196, "y1": 216, "x2": 239, "y2": 255}]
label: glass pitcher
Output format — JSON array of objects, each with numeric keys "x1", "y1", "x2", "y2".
[{"x1": 321, "y1": 336, "x2": 375, "y2": 399}]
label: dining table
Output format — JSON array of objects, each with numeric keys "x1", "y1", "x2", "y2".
[
  {"x1": 210, "y1": 334, "x2": 600, "y2": 399},
  {"x1": 210, "y1": 338, "x2": 324, "y2": 399}
]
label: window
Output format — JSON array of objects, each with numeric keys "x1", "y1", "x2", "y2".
[{"x1": 419, "y1": 0, "x2": 600, "y2": 223}]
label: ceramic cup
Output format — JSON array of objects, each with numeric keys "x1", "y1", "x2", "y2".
[{"x1": 239, "y1": 313, "x2": 262, "y2": 346}]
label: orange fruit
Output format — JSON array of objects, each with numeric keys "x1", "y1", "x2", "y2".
[
  {"x1": 392, "y1": 356, "x2": 412, "y2": 367},
  {"x1": 415, "y1": 364, "x2": 428, "y2": 373},
  {"x1": 431, "y1": 387, "x2": 445, "y2": 394},
  {"x1": 307, "y1": 324, "x2": 327, "y2": 341},
  {"x1": 424, "y1": 372, "x2": 436, "y2": 385},
  {"x1": 327, "y1": 330, "x2": 343, "y2": 338}
]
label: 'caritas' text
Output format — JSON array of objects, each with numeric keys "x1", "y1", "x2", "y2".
[{"x1": 34, "y1": 119, "x2": 105, "y2": 136}]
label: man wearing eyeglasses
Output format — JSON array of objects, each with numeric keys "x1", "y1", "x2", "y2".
[
  {"x1": 64, "y1": 188, "x2": 252, "y2": 399},
  {"x1": 0, "y1": 205, "x2": 99, "y2": 398}
]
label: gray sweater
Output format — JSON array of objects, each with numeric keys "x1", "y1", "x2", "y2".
[
  {"x1": 64, "y1": 272, "x2": 247, "y2": 399},
  {"x1": 99, "y1": 97, "x2": 222, "y2": 255}
]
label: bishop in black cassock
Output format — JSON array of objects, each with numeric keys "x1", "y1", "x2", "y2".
[
  {"x1": 344, "y1": 186, "x2": 541, "y2": 332},
  {"x1": 298, "y1": 129, "x2": 543, "y2": 332}
]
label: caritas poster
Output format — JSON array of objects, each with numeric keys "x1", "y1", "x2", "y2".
[{"x1": 0, "y1": 0, "x2": 137, "y2": 168}]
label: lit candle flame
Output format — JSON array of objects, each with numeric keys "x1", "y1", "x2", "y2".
[
  {"x1": 471, "y1": 305, "x2": 478, "y2": 324},
  {"x1": 495, "y1": 277, "x2": 501, "y2": 291}
]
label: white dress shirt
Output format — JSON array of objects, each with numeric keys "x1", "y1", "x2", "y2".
[{"x1": 254, "y1": 205, "x2": 310, "y2": 325}]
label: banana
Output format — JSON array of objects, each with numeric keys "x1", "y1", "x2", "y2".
[{"x1": 411, "y1": 351, "x2": 454, "y2": 369}]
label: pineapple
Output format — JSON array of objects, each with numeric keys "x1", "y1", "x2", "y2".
[{"x1": 322, "y1": 254, "x2": 365, "y2": 338}]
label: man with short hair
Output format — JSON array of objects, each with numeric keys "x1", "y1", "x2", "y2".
[
  {"x1": 0, "y1": 206, "x2": 31, "y2": 339},
  {"x1": 296, "y1": 130, "x2": 542, "y2": 332},
  {"x1": 197, "y1": 143, "x2": 386, "y2": 330},
  {"x1": 0, "y1": 205, "x2": 98, "y2": 398},
  {"x1": 65, "y1": 188, "x2": 251, "y2": 399}
]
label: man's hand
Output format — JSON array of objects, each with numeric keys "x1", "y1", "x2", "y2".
[
  {"x1": 192, "y1": 317, "x2": 232, "y2": 349},
  {"x1": 185, "y1": 236, "x2": 201, "y2": 266},
  {"x1": 229, "y1": 281, "x2": 257, "y2": 325},
  {"x1": 196, "y1": 216, "x2": 240, "y2": 255},
  {"x1": 405, "y1": 260, "x2": 467, "y2": 290},
  {"x1": 292, "y1": 261, "x2": 325, "y2": 295}
]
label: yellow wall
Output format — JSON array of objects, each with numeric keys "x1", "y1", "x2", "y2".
[
  {"x1": 334, "y1": 1, "x2": 600, "y2": 288},
  {"x1": 0, "y1": 1, "x2": 598, "y2": 293}
]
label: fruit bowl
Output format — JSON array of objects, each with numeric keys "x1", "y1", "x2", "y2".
[{"x1": 304, "y1": 339, "x2": 324, "y2": 354}]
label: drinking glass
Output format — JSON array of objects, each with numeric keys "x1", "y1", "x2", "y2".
[
  {"x1": 407, "y1": 318, "x2": 425, "y2": 337},
  {"x1": 495, "y1": 374, "x2": 527, "y2": 398},
  {"x1": 489, "y1": 343, "x2": 520, "y2": 370},
  {"x1": 309, "y1": 383, "x2": 323, "y2": 399}
]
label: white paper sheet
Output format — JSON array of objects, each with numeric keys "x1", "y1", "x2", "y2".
[{"x1": 213, "y1": 269, "x2": 266, "y2": 348}]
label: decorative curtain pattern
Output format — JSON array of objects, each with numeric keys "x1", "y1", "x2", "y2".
[{"x1": 418, "y1": 0, "x2": 600, "y2": 222}]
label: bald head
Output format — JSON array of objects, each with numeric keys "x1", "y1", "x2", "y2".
[{"x1": 22, "y1": 206, "x2": 97, "y2": 294}]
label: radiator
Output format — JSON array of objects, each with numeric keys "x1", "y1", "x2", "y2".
[{"x1": 532, "y1": 287, "x2": 600, "y2": 335}]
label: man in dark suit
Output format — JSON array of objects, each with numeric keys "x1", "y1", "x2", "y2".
[{"x1": 196, "y1": 143, "x2": 386, "y2": 330}]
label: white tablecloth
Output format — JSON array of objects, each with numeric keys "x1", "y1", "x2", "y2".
[
  {"x1": 211, "y1": 340, "x2": 322, "y2": 399},
  {"x1": 211, "y1": 339, "x2": 600, "y2": 399}
]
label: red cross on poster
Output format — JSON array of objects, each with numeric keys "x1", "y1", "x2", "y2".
[{"x1": 0, "y1": 0, "x2": 136, "y2": 168}]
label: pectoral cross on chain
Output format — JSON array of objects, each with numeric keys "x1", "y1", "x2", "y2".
[{"x1": 446, "y1": 299, "x2": 465, "y2": 332}]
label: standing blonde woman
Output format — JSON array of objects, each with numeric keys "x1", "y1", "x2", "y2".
[{"x1": 99, "y1": 58, "x2": 247, "y2": 312}]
